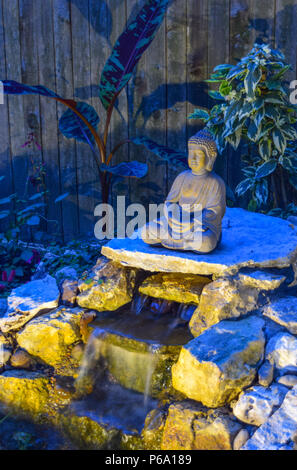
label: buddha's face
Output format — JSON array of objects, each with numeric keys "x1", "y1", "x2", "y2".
[{"x1": 188, "y1": 144, "x2": 207, "y2": 174}]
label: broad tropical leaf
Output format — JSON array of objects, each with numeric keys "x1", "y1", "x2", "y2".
[
  {"x1": 132, "y1": 136, "x2": 188, "y2": 168},
  {"x1": 99, "y1": 0, "x2": 169, "y2": 110},
  {"x1": 59, "y1": 102, "x2": 100, "y2": 145},
  {"x1": 255, "y1": 160, "x2": 277, "y2": 179},
  {"x1": 2, "y1": 80, "x2": 60, "y2": 98},
  {"x1": 2, "y1": 80, "x2": 99, "y2": 146},
  {"x1": 101, "y1": 161, "x2": 148, "y2": 178}
]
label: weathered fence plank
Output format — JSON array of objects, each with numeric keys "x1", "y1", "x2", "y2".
[
  {"x1": 2, "y1": 0, "x2": 29, "y2": 239},
  {"x1": 276, "y1": 0, "x2": 297, "y2": 82},
  {"x1": 36, "y1": 0, "x2": 63, "y2": 239},
  {"x1": 0, "y1": 0, "x2": 13, "y2": 232},
  {"x1": 166, "y1": 0, "x2": 187, "y2": 192},
  {"x1": 53, "y1": 0, "x2": 79, "y2": 241},
  {"x1": 208, "y1": 0, "x2": 230, "y2": 184},
  {"x1": 109, "y1": 0, "x2": 129, "y2": 214},
  {"x1": 70, "y1": 0, "x2": 96, "y2": 238}
]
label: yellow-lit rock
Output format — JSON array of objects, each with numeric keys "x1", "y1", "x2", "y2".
[
  {"x1": 16, "y1": 307, "x2": 85, "y2": 374},
  {"x1": 0, "y1": 333, "x2": 11, "y2": 347},
  {"x1": 189, "y1": 277, "x2": 259, "y2": 337},
  {"x1": 172, "y1": 317, "x2": 265, "y2": 408},
  {"x1": 161, "y1": 402, "x2": 241, "y2": 450},
  {"x1": 0, "y1": 370, "x2": 50, "y2": 419},
  {"x1": 139, "y1": 273, "x2": 210, "y2": 304},
  {"x1": 77, "y1": 257, "x2": 136, "y2": 311},
  {"x1": 142, "y1": 408, "x2": 167, "y2": 450}
]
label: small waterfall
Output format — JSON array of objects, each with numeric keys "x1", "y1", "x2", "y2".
[
  {"x1": 75, "y1": 327, "x2": 106, "y2": 397},
  {"x1": 150, "y1": 298, "x2": 174, "y2": 315},
  {"x1": 178, "y1": 304, "x2": 196, "y2": 322},
  {"x1": 0, "y1": 343, "x2": 3, "y2": 367},
  {"x1": 131, "y1": 294, "x2": 149, "y2": 315},
  {"x1": 143, "y1": 345, "x2": 158, "y2": 409}
]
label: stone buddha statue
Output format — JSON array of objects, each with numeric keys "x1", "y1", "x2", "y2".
[{"x1": 141, "y1": 129, "x2": 226, "y2": 253}]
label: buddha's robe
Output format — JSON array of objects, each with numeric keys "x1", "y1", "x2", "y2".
[{"x1": 141, "y1": 170, "x2": 226, "y2": 253}]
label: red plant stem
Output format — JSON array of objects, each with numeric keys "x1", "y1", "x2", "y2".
[
  {"x1": 106, "y1": 139, "x2": 132, "y2": 165},
  {"x1": 103, "y1": 95, "x2": 117, "y2": 150},
  {"x1": 54, "y1": 97, "x2": 106, "y2": 164}
]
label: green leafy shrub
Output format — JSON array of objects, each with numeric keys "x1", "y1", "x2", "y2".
[{"x1": 189, "y1": 43, "x2": 297, "y2": 214}]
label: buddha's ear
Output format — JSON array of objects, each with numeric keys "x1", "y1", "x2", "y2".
[{"x1": 206, "y1": 151, "x2": 217, "y2": 171}]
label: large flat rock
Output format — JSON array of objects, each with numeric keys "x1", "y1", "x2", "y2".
[{"x1": 101, "y1": 208, "x2": 297, "y2": 276}]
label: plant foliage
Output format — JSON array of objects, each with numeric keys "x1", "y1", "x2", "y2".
[
  {"x1": 189, "y1": 43, "x2": 297, "y2": 213},
  {"x1": 2, "y1": 0, "x2": 181, "y2": 205}
]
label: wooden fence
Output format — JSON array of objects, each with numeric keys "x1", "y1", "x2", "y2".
[{"x1": 0, "y1": 0, "x2": 297, "y2": 240}]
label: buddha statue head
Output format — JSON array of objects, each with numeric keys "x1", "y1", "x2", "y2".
[{"x1": 188, "y1": 129, "x2": 217, "y2": 174}]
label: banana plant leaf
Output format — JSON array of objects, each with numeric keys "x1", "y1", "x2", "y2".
[
  {"x1": 99, "y1": 0, "x2": 169, "y2": 110},
  {"x1": 132, "y1": 136, "x2": 188, "y2": 168},
  {"x1": 2, "y1": 80, "x2": 100, "y2": 146},
  {"x1": 59, "y1": 102, "x2": 100, "y2": 145},
  {"x1": 101, "y1": 161, "x2": 148, "y2": 178},
  {"x1": 2, "y1": 80, "x2": 60, "y2": 98}
]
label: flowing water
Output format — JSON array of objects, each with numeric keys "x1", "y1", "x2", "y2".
[
  {"x1": 70, "y1": 295, "x2": 194, "y2": 443},
  {"x1": 143, "y1": 344, "x2": 159, "y2": 409},
  {"x1": 0, "y1": 344, "x2": 3, "y2": 367}
]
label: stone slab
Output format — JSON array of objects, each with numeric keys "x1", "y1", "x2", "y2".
[
  {"x1": 242, "y1": 385, "x2": 297, "y2": 450},
  {"x1": 263, "y1": 297, "x2": 297, "y2": 335},
  {"x1": 101, "y1": 208, "x2": 297, "y2": 276}
]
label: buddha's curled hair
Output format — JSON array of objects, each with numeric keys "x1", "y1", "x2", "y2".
[{"x1": 188, "y1": 129, "x2": 217, "y2": 171}]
